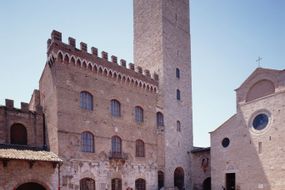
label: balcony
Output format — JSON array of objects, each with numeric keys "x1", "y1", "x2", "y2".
[
  {"x1": 108, "y1": 151, "x2": 128, "y2": 171},
  {"x1": 108, "y1": 151, "x2": 128, "y2": 161}
]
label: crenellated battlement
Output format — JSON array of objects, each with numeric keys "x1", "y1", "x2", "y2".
[
  {"x1": 46, "y1": 30, "x2": 158, "y2": 93},
  {"x1": 0, "y1": 99, "x2": 41, "y2": 114}
]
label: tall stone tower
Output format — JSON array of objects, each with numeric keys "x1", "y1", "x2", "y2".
[{"x1": 134, "y1": 0, "x2": 193, "y2": 189}]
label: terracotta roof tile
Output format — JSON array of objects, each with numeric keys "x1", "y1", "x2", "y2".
[{"x1": 0, "y1": 149, "x2": 62, "y2": 162}]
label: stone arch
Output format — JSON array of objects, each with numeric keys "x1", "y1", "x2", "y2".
[
  {"x1": 82, "y1": 61, "x2": 87, "y2": 69},
  {"x1": 15, "y1": 180, "x2": 50, "y2": 190},
  {"x1": 70, "y1": 56, "x2": 76, "y2": 65},
  {"x1": 174, "y1": 167, "x2": 184, "y2": 190},
  {"x1": 103, "y1": 68, "x2": 108, "y2": 76},
  {"x1": 64, "y1": 54, "x2": 69, "y2": 63},
  {"x1": 57, "y1": 51, "x2": 63, "y2": 62},
  {"x1": 93, "y1": 64, "x2": 98, "y2": 73},
  {"x1": 113, "y1": 72, "x2": 118, "y2": 79},
  {"x1": 154, "y1": 87, "x2": 157, "y2": 93},
  {"x1": 98, "y1": 66, "x2": 103, "y2": 74},
  {"x1": 203, "y1": 177, "x2": 211, "y2": 190},
  {"x1": 246, "y1": 79, "x2": 275, "y2": 102},
  {"x1": 87, "y1": 63, "x2": 93, "y2": 71},
  {"x1": 76, "y1": 59, "x2": 82, "y2": 67},
  {"x1": 118, "y1": 74, "x2": 122, "y2": 81},
  {"x1": 108, "y1": 70, "x2": 113, "y2": 77}
]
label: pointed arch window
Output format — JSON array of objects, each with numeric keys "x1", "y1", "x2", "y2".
[
  {"x1": 136, "y1": 139, "x2": 145, "y2": 157},
  {"x1": 156, "y1": 112, "x2": 164, "y2": 127},
  {"x1": 135, "y1": 106, "x2": 144, "y2": 123},
  {"x1": 80, "y1": 91, "x2": 93, "y2": 110},
  {"x1": 10, "y1": 123, "x2": 27, "y2": 145},
  {"x1": 81, "y1": 131, "x2": 94, "y2": 153},
  {"x1": 111, "y1": 99, "x2": 121, "y2": 117}
]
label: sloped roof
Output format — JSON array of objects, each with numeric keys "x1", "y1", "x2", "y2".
[
  {"x1": 235, "y1": 67, "x2": 282, "y2": 91},
  {"x1": 210, "y1": 114, "x2": 237, "y2": 134},
  {"x1": 0, "y1": 149, "x2": 62, "y2": 162}
]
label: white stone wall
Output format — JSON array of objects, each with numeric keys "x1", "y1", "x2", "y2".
[{"x1": 211, "y1": 69, "x2": 285, "y2": 190}]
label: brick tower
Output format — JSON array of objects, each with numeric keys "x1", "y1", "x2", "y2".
[{"x1": 134, "y1": 0, "x2": 193, "y2": 189}]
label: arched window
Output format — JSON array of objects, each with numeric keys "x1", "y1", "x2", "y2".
[
  {"x1": 135, "y1": 178, "x2": 146, "y2": 190},
  {"x1": 176, "y1": 68, "x2": 180, "y2": 79},
  {"x1": 10, "y1": 123, "x2": 27, "y2": 145},
  {"x1": 174, "y1": 167, "x2": 184, "y2": 190},
  {"x1": 111, "y1": 136, "x2": 122, "y2": 155},
  {"x1": 80, "y1": 178, "x2": 95, "y2": 190},
  {"x1": 177, "y1": 121, "x2": 181, "y2": 132},
  {"x1": 135, "y1": 106, "x2": 144, "y2": 123},
  {"x1": 176, "y1": 89, "x2": 181, "y2": 100},
  {"x1": 136, "y1": 139, "x2": 145, "y2": 157},
  {"x1": 111, "y1": 178, "x2": 122, "y2": 190},
  {"x1": 156, "y1": 112, "x2": 164, "y2": 127},
  {"x1": 111, "y1": 99, "x2": 121, "y2": 117},
  {"x1": 80, "y1": 91, "x2": 93, "y2": 110},
  {"x1": 158, "y1": 171, "x2": 164, "y2": 190},
  {"x1": 81, "y1": 132, "x2": 94, "y2": 153}
]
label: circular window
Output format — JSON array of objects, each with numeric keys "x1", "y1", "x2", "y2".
[
  {"x1": 221, "y1": 138, "x2": 230, "y2": 148},
  {"x1": 252, "y1": 114, "x2": 269, "y2": 130}
]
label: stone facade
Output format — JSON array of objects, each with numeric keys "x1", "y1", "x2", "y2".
[
  {"x1": 0, "y1": 92, "x2": 61, "y2": 189},
  {"x1": 191, "y1": 148, "x2": 211, "y2": 190},
  {"x1": 134, "y1": 0, "x2": 193, "y2": 189},
  {"x1": 210, "y1": 68, "x2": 285, "y2": 190}
]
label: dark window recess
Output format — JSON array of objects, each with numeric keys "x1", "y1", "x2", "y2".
[
  {"x1": 252, "y1": 113, "x2": 269, "y2": 130},
  {"x1": 10, "y1": 124, "x2": 27, "y2": 145},
  {"x1": 177, "y1": 121, "x2": 181, "y2": 132},
  {"x1": 156, "y1": 112, "x2": 164, "y2": 127},
  {"x1": 176, "y1": 89, "x2": 181, "y2": 100},
  {"x1": 176, "y1": 68, "x2": 180, "y2": 79},
  {"x1": 158, "y1": 171, "x2": 164, "y2": 190},
  {"x1": 222, "y1": 137, "x2": 230, "y2": 148}
]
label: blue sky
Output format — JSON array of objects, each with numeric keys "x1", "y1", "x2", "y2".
[{"x1": 0, "y1": 1, "x2": 284, "y2": 147}]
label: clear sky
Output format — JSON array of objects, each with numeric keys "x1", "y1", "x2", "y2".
[{"x1": 0, "y1": 1, "x2": 284, "y2": 147}]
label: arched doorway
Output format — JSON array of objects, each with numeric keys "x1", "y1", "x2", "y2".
[
  {"x1": 16, "y1": 182, "x2": 46, "y2": 190},
  {"x1": 158, "y1": 171, "x2": 164, "y2": 190},
  {"x1": 203, "y1": 177, "x2": 211, "y2": 190},
  {"x1": 174, "y1": 167, "x2": 184, "y2": 190}
]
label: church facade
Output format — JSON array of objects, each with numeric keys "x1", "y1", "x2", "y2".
[{"x1": 0, "y1": 0, "x2": 284, "y2": 190}]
